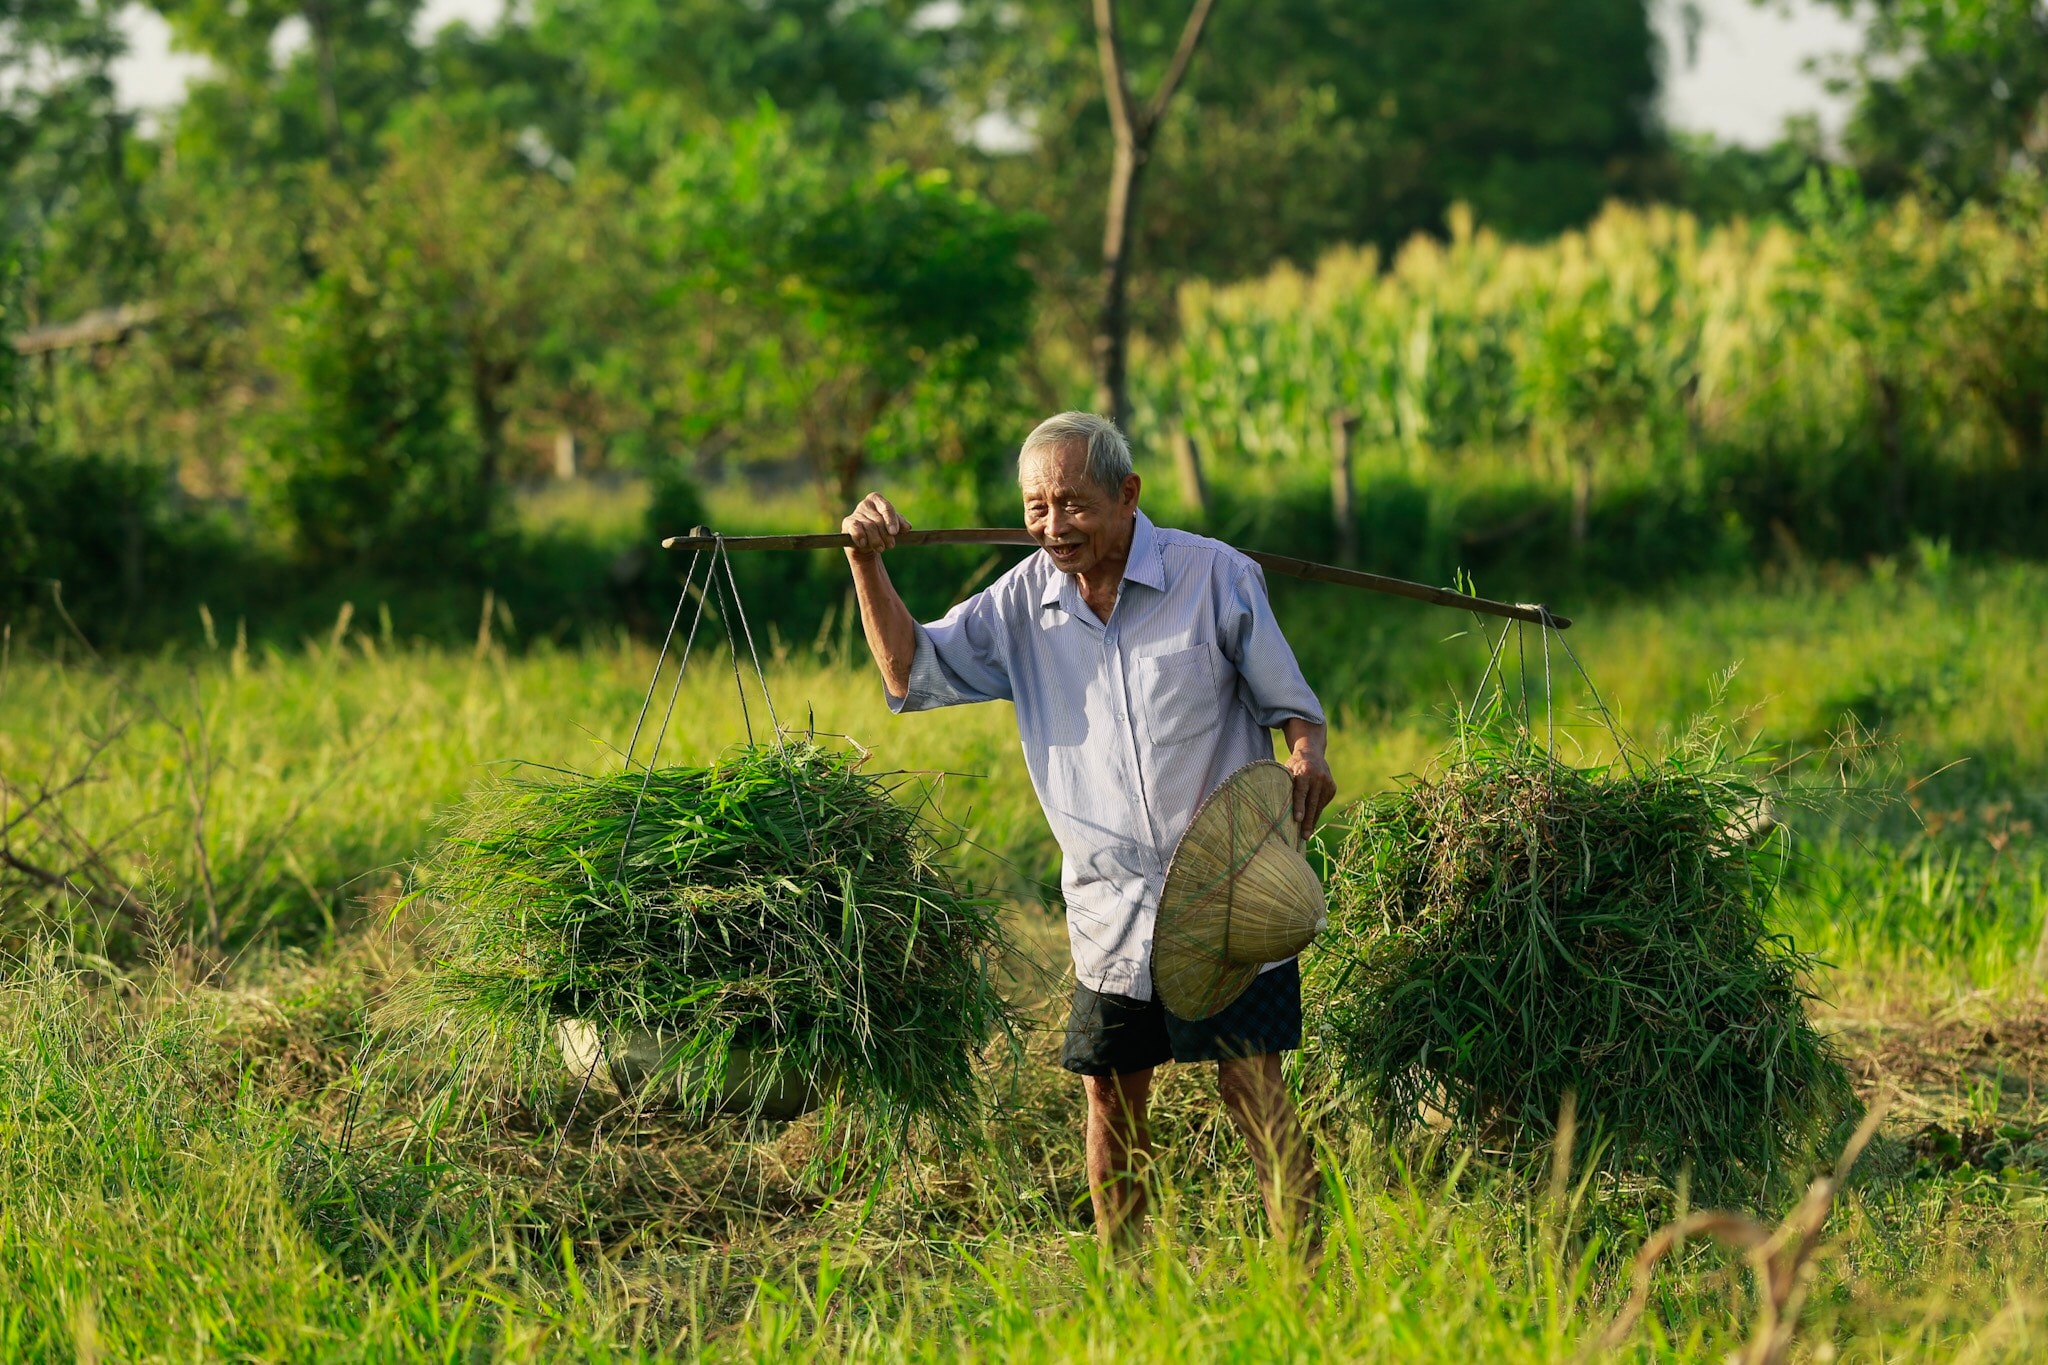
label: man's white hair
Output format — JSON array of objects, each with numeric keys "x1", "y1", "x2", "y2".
[{"x1": 1019, "y1": 411, "x2": 1133, "y2": 493}]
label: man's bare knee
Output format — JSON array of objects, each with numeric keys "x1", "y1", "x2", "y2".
[
  {"x1": 1085, "y1": 1068, "x2": 1153, "y2": 1120},
  {"x1": 1216, "y1": 1054, "x2": 1281, "y2": 1112}
]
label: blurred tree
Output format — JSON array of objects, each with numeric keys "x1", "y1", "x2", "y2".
[
  {"x1": 651, "y1": 112, "x2": 1039, "y2": 506},
  {"x1": 1519, "y1": 271, "x2": 1666, "y2": 545},
  {"x1": 644, "y1": 458, "x2": 707, "y2": 544},
  {"x1": 259, "y1": 119, "x2": 590, "y2": 563},
  {"x1": 1661, "y1": 121, "x2": 1831, "y2": 223},
  {"x1": 151, "y1": 0, "x2": 428, "y2": 174},
  {"x1": 916, "y1": 0, "x2": 1660, "y2": 339},
  {"x1": 262, "y1": 238, "x2": 474, "y2": 566},
  {"x1": 526, "y1": 0, "x2": 940, "y2": 171},
  {"x1": 785, "y1": 162, "x2": 1039, "y2": 500},
  {"x1": 1944, "y1": 182, "x2": 2048, "y2": 467},
  {"x1": 1, "y1": 0, "x2": 151, "y2": 318},
  {"x1": 418, "y1": 16, "x2": 582, "y2": 164},
  {"x1": 367, "y1": 114, "x2": 583, "y2": 491},
  {"x1": 2, "y1": 0, "x2": 123, "y2": 192},
  {"x1": 1785, "y1": 170, "x2": 1964, "y2": 536},
  {"x1": 1815, "y1": 0, "x2": 2048, "y2": 202},
  {"x1": 0, "y1": 242, "x2": 32, "y2": 586}
]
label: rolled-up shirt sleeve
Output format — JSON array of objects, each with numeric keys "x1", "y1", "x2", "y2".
[
  {"x1": 886, "y1": 589, "x2": 1014, "y2": 713},
  {"x1": 1219, "y1": 564, "x2": 1326, "y2": 728}
]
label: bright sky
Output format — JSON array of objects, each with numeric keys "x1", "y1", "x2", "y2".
[
  {"x1": 112, "y1": 0, "x2": 1865, "y2": 150},
  {"x1": 1658, "y1": 0, "x2": 1862, "y2": 145},
  {"x1": 110, "y1": 0, "x2": 506, "y2": 111}
]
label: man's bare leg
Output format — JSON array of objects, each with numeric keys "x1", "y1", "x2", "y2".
[
  {"x1": 1083, "y1": 1068, "x2": 1154, "y2": 1249},
  {"x1": 1216, "y1": 1053, "x2": 1318, "y2": 1248}
]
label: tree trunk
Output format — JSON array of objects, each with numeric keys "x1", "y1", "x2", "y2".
[
  {"x1": 1330, "y1": 410, "x2": 1360, "y2": 565},
  {"x1": 2018, "y1": 392, "x2": 2045, "y2": 468},
  {"x1": 1681, "y1": 371, "x2": 1701, "y2": 455},
  {"x1": 1169, "y1": 430, "x2": 1207, "y2": 517},
  {"x1": 1989, "y1": 385, "x2": 2045, "y2": 469},
  {"x1": 1093, "y1": 133, "x2": 1144, "y2": 432},
  {"x1": 471, "y1": 354, "x2": 516, "y2": 506},
  {"x1": 303, "y1": 1, "x2": 346, "y2": 168},
  {"x1": 1089, "y1": 0, "x2": 1217, "y2": 434},
  {"x1": 1875, "y1": 373, "x2": 1906, "y2": 542},
  {"x1": 121, "y1": 496, "x2": 144, "y2": 612},
  {"x1": 1570, "y1": 454, "x2": 1593, "y2": 548},
  {"x1": 834, "y1": 447, "x2": 868, "y2": 508}
]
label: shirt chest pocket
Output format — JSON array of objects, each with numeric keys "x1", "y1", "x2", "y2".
[{"x1": 1132, "y1": 643, "x2": 1224, "y2": 749}]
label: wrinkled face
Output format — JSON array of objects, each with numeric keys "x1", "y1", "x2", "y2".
[{"x1": 1019, "y1": 442, "x2": 1141, "y2": 577}]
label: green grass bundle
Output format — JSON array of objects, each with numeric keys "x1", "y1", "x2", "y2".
[
  {"x1": 405, "y1": 741, "x2": 1011, "y2": 1128},
  {"x1": 1310, "y1": 722, "x2": 1855, "y2": 1178}
]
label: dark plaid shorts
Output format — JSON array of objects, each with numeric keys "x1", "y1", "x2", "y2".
[{"x1": 1059, "y1": 959, "x2": 1303, "y2": 1077}]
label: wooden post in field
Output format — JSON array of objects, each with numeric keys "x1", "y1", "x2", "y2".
[
  {"x1": 1170, "y1": 430, "x2": 1208, "y2": 518},
  {"x1": 1330, "y1": 410, "x2": 1361, "y2": 566},
  {"x1": 553, "y1": 430, "x2": 580, "y2": 480}
]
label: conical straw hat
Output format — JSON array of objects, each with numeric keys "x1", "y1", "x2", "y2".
[{"x1": 1153, "y1": 760, "x2": 1328, "y2": 1021}]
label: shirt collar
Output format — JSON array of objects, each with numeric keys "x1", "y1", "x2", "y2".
[
  {"x1": 1038, "y1": 510, "x2": 1164, "y2": 611},
  {"x1": 1124, "y1": 510, "x2": 1166, "y2": 591}
]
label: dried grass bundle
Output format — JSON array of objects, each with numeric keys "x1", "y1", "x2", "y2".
[
  {"x1": 399, "y1": 742, "x2": 1011, "y2": 1129},
  {"x1": 1311, "y1": 719, "x2": 1855, "y2": 1178}
]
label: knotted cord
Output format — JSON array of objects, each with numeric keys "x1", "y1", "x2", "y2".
[{"x1": 1464, "y1": 604, "x2": 1632, "y2": 777}]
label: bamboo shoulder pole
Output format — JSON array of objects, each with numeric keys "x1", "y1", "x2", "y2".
[{"x1": 660, "y1": 528, "x2": 1571, "y2": 630}]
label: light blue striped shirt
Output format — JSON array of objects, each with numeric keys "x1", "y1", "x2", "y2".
[{"x1": 888, "y1": 510, "x2": 1325, "y2": 999}]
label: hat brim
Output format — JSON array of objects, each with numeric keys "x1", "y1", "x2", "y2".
[{"x1": 1153, "y1": 760, "x2": 1316, "y2": 1021}]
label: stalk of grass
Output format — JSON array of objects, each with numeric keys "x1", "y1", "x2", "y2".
[
  {"x1": 395, "y1": 740, "x2": 1013, "y2": 1130},
  {"x1": 1308, "y1": 711, "x2": 1857, "y2": 1185}
]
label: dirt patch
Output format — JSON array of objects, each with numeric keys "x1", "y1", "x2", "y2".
[
  {"x1": 1830, "y1": 1005, "x2": 2048, "y2": 1128},
  {"x1": 1905, "y1": 1119, "x2": 2048, "y2": 1177}
]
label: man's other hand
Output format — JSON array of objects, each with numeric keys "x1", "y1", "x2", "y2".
[
  {"x1": 844, "y1": 493, "x2": 911, "y2": 557},
  {"x1": 1280, "y1": 719, "x2": 1337, "y2": 839}
]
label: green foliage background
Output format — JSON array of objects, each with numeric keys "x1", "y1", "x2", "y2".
[
  {"x1": 4, "y1": 0, "x2": 2045, "y2": 649},
  {"x1": 3, "y1": 5, "x2": 2048, "y2": 1356}
]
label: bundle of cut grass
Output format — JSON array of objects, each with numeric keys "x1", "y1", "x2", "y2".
[
  {"x1": 401, "y1": 741, "x2": 1011, "y2": 1129},
  {"x1": 1310, "y1": 721, "x2": 1855, "y2": 1178}
]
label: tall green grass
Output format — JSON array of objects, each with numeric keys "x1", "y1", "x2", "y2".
[
  {"x1": 0, "y1": 560, "x2": 2043, "y2": 1357},
  {"x1": 0, "y1": 947, "x2": 2043, "y2": 1361},
  {"x1": 9, "y1": 555, "x2": 2042, "y2": 979}
]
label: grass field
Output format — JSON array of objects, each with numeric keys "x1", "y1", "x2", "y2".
[{"x1": 1, "y1": 554, "x2": 2045, "y2": 1360}]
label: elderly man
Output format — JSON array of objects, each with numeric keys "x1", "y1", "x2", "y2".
[{"x1": 842, "y1": 410, "x2": 1335, "y2": 1248}]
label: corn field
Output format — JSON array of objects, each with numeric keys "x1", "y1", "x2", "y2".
[{"x1": 1130, "y1": 186, "x2": 2048, "y2": 544}]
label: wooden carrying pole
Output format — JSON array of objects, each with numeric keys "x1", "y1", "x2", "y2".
[{"x1": 661, "y1": 528, "x2": 1571, "y2": 630}]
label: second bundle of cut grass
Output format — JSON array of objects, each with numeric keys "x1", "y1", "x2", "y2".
[
  {"x1": 404, "y1": 741, "x2": 1011, "y2": 1130},
  {"x1": 1310, "y1": 718, "x2": 1854, "y2": 1180}
]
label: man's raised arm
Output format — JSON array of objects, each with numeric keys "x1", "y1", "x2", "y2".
[{"x1": 842, "y1": 492, "x2": 919, "y2": 698}]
